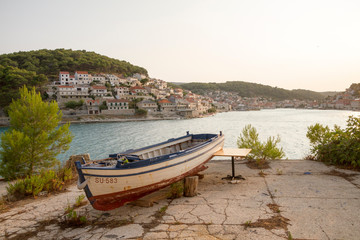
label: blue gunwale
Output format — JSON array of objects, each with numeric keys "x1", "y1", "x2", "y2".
[
  {"x1": 81, "y1": 138, "x2": 223, "y2": 178},
  {"x1": 79, "y1": 133, "x2": 220, "y2": 171}
]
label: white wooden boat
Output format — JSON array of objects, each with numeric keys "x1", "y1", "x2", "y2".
[{"x1": 75, "y1": 132, "x2": 224, "y2": 211}]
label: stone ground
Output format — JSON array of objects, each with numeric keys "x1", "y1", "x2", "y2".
[{"x1": 1, "y1": 160, "x2": 360, "y2": 240}]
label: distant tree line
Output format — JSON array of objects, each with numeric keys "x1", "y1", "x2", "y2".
[
  {"x1": 0, "y1": 49, "x2": 148, "y2": 108},
  {"x1": 0, "y1": 49, "x2": 148, "y2": 80},
  {"x1": 0, "y1": 65, "x2": 47, "y2": 108},
  {"x1": 179, "y1": 81, "x2": 326, "y2": 101}
]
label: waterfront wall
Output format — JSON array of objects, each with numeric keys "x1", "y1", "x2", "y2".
[{"x1": 101, "y1": 109, "x2": 135, "y2": 115}]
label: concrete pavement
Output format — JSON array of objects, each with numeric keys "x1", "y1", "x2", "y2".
[{"x1": 0, "y1": 160, "x2": 359, "y2": 240}]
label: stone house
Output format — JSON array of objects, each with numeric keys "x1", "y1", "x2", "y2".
[
  {"x1": 75, "y1": 71, "x2": 91, "y2": 84},
  {"x1": 115, "y1": 86, "x2": 130, "y2": 97},
  {"x1": 86, "y1": 99, "x2": 100, "y2": 114},
  {"x1": 59, "y1": 71, "x2": 70, "y2": 85},
  {"x1": 130, "y1": 86, "x2": 147, "y2": 95},
  {"x1": 351, "y1": 99, "x2": 360, "y2": 110},
  {"x1": 106, "y1": 99, "x2": 129, "y2": 110},
  {"x1": 158, "y1": 99, "x2": 176, "y2": 112},
  {"x1": 137, "y1": 99, "x2": 158, "y2": 113},
  {"x1": 57, "y1": 85, "x2": 89, "y2": 99},
  {"x1": 91, "y1": 85, "x2": 108, "y2": 97},
  {"x1": 91, "y1": 74, "x2": 106, "y2": 83}
]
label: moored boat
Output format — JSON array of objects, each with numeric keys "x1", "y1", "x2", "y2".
[{"x1": 75, "y1": 131, "x2": 224, "y2": 211}]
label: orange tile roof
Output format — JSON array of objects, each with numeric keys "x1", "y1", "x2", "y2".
[
  {"x1": 158, "y1": 99, "x2": 172, "y2": 104},
  {"x1": 91, "y1": 85, "x2": 107, "y2": 90},
  {"x1": 130, "y1": 86, "x2": 145, "y2": 90},
  {"x1": 60, "y1": 71, "x2": 69, "y2": 74},
  {"x1": 76, "y1": 71, "x2": 88, "y2": 74},
  {"x1": 58, "y1": 85, "x2": 74, "y2": 88},
  {"x1": 86, "y1": 99, "x2": 100, "y2": 104}
]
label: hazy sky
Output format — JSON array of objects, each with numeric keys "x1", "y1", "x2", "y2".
[{"x1": 1, "y1": 0, "x2": 359, "y2": 91}]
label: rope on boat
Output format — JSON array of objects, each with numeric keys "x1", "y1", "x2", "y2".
[{"x1": 77, "y1": 178, "x2": 89, "y2": 190}]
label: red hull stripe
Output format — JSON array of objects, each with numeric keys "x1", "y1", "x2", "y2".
[{"x1": 89, "y1": 157, "x2": 212, "y2": 211}]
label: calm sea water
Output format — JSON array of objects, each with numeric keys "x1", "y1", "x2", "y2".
[{"x1": 0, "y1": 109, "x2": 359, "y2": 161}]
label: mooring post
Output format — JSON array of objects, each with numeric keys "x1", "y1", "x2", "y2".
[{"x1": 184, "y1": 176, "x2": 199, "y2": 197}]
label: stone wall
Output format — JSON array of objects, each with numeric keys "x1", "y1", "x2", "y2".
[{"x1": 101, "y1": 109, "x2": 135, "y2": 115}]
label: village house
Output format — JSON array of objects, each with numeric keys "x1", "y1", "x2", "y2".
[
  {"x1": 145, "y1": 87, "x2": 160, "y2": 99},
  {"x1": 91, "y1": 74, "x2": 106, "y2": 83},
  {"x1": 75, "y1": 71, "x2": 91, "y2": 84},
  {"x1": 59, "y1": 72, "x2": 70, "y2": 85},
  {"x1": 137, "y1": 99, "x2": 158, "y2": 113},
  {"x1": 174, "y1": 88, "x2": 184, "y2": 97},
  {"x1": 351, "y1": 99, "x2": 360, "y2": 110},
  {"x1": 154, "y1": 79, "x2": 167, "y2": 90},
  {"x1": 130, "y1": 86, "x2": 147, "y2": 95},
  {"x1": 185, "y1": 98, "x2": 197, "y2": 110},
  {"x1": 158, "y1": 99, "x2": 176, "y2": 112},
  {"x1": 91, "y1": 85, "x2": 108, "y2": 97},
  {"x1": 106, "y1": 99, "x2": 129, "y2": 110},
  {"x1": 105, "y1": 74, "x2": 119, "y2": 86},
  {"x1": 100, "y1": 98, "x2": 135, "y2": 116},
  {"x1": 86, "y1": 99, "x2": 100, "y2": 115},
  {"x1": 57, "y1": 85, "x2": 89, "y2": 99},
  {"x1": 335, "y1": 99, "x2": 351, "y2": 110},
  {"x1": 126, "y1": 77, "x2": 141, "y2": 87},
  {"x1": 115, "y1": 86, "x2": 130, "y2": 97}
]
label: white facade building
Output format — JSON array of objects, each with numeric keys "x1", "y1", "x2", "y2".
[{"x1": 75, "y1": 71, "x2": 90, "y2": 84}]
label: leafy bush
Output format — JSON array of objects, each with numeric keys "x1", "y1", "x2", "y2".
[
  {"x1": 65, "y1": 100, "x2": 84, "y2": 109},
  {"x1": 169, "y1": 181, "x2": 184, "y2": 199},
  {"x1": 207, "y1": 107, "x2": 216, "y2": 113},
  {"x1": 64, "y1": 205, "x2": 87, "y2": 226},
  {"x1": 99, "y1": 101, "x2": 107, "y2": 111},
  {"x1": 237, "y1": 124, "x2": 285, "y2": 163},
  {"x1": 306, "y1": 116, "x2": 360, "y2": 168},
  {"x1": 6, "y1": 167, "x2": 73, "y2": 201},
  {"x1": 136, "y1": 108, "x2": 147, "y2": 116}
]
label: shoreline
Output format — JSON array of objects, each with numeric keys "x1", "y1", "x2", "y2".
[
  {"x1": 0, "y1": 114, "x2": 215, "y2": 127},
  {"x1": 1, "y1": 108, "x2": 358, "y2": 127},
  {"x1": 60, "y1": 115, "x2": 185, "y2": 125}
]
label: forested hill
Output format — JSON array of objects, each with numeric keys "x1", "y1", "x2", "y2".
[
  {"x1": 0, "y1": 49, "x2": 148, "y2": 108},
  {"x1": 0, "y1": 49, "x2": 148, "y2": 79},
  {"x1": 179, "y1": 81, "x2": 325, "y2": 101}
]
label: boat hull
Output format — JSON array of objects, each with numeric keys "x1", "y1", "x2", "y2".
[{"x1": 77, "y1": 133, "x2": 224, "y2": 211}]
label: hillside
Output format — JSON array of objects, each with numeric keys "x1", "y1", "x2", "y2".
[
  {"x1": 179, "y1": 81, "x2": 325, "y2": 101},
  {"x1": 0, "y1": 49, "x2": 148, "y2": 108},
  {"x1": 0, "y1": 49, "x2": 148, "y2": 79}
]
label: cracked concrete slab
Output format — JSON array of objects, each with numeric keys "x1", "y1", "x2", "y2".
[{"x1": 0, "y1": 160, "x2": 359, "y2": 240}]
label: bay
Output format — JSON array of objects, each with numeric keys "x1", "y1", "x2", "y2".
[{"x1": 0, "y1": 109, "x2": 359, "y2": 162}]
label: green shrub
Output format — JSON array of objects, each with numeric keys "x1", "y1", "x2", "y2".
[
  {"x1": 237, "y1": 124, "x2": 285, "y2": 163},
  {"x1": 136, "y1": 108, "x2": 147, "y2": 116},
  {"x1": 74, "y1": 194, "x2": 86, "y2": 207},
  {"x1": 64, "y1": 205, "x2": 87, "y2": 226},
  {"x1": 99, "y1": 101, "x2": 107, "y2": 111},
  {"x1": 65, "y1": 100, "x2": 84, "y2": 109},
  {"x1": 169, "y1": 181, "x2": 184, "y2": 199},
  {"x1": 6, "y1": 167, "x2": 73, "y2": 201},
  {"x1": 306, "y1": 116, "x2": 360, "y2": 168},
  {"x1": 207, "y1": 107, "x2": 216, "y2": 113}
]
